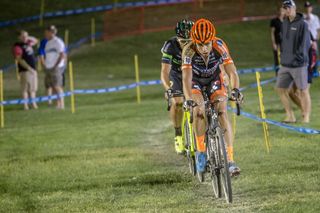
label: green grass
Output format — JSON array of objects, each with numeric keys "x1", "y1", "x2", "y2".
[{"x1": 1, "y1": 15, "x2": 320, "y2": 213}]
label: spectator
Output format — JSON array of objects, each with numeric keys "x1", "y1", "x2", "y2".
[
  {"x1": 41, "y1": 25, "x2": 66, "y2": 109},
  {"x1": 304, "y1": 1, "x2": 320, "y2": 79},
  {"x1": 12, "y1": 30, "x2": 39, "y2": 110},
  {"x1": 277, "y1": 0, "x2": 311, "y2": 123},
  {"x1": 304, "y1": 1, "x2": 320, "y2": 45},
  {"x1": 38, "y1": 38, "x2": 53, "y2": 105},
  {"x1": 270, "y1": 6, "x2": 285, "y2": 74}
]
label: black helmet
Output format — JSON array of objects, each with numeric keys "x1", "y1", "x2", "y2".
[{"x1": 175, "y1": 19, "x2": 194, "y2": 39}]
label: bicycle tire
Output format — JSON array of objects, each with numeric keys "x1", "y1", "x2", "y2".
[
  {"x1": 207, "y1": 134, "x2": 221, "y2": 198},
  {"x1": 184, "y1": 116, "x2": 196, "y2": 176},
  {"x1": 215, "y1": 126, "x2": 233, "y2": 203}
]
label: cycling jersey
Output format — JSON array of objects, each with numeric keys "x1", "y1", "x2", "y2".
[
  {"x1": 161, "y1": 37, "x2": 183, "y2": 73},
  {"x1": 183, "y1": 37, "x2": 233, "y2": 78}
]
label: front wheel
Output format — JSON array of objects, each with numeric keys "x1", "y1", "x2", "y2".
[
  {"x1": 215, "y1": 127, "x2": 232, "y2": 203},
  {"x1": 184, "y1": 115, "x2": 196, "y2": 176},
  {"x1": 207, "y1": 134, "x2": 221, "y2": 198}
]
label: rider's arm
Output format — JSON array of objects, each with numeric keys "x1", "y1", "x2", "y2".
[
  {"x1": 161, "y1": 63, "x2": 171, "y2": 90},
  {"x1": 182, "y1": 65, "x2": 193, "y2": 100},
  {"x1": 160, "y1": 41, "x2": 173, "y2": 90},
  {"x1": 213, "y1": 38, "x2": 240, "y2": 89},
  {"x1": 224, "y1": 63, "x2": 240, "y2": 89},
  {"x1": 181, "y1": 42, "x2": 195, "y2": 100}
]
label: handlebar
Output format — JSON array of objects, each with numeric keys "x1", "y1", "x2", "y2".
[
  {"x1": 236, "y1": 101, "x2": 240, "y2": 116},
  {"x1": 188, "y1": 98, "x2": 241, "y2": 124}
]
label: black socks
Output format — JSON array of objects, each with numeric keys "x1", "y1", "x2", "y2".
[{"x1": 175, "y1": 127, "x2": 182, "y2": 136}]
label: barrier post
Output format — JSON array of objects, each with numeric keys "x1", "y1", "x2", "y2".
[
  {"x1": 15, "y1": 60, "x2": 20, "y2": 81},
  {"x1": 0, "y1": 70, "x2": 4, "y2": 128},
  {"x1": 256, "y1": 72, "x2": 271, "y2": 153},
  {"x1": 68, "y1": 61, "x2": 76, "y2": 113},
  {"x1": 91, "y1": 18, "x2": 96, "y2": 47},
  {"x1": 134, "y1": 54, "x2": 141, "y2": 104},
  {"x1": 39, "y1": 0, "x2": 45, "y2": 27}
]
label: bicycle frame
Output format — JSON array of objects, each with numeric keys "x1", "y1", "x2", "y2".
[{"x1": 182, "y1": 110, "x2": 195, "y2": 155}]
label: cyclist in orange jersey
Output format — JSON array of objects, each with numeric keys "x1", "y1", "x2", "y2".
[{"x1": 182, "y1": 19, "x2": 243, "y2": 176}]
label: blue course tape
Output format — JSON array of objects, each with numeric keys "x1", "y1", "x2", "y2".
[
  {"x1": 239, "y1": 77, "x2": 277, "y2": 92},
  {"x1": 0, "y1": 80, "x2": 162, "y2": 106},
  {"x1": 0, "y1": 0, "x2": 193, "y2": 28},
  {"x1": 228, "y1": 107, "x2": 320, "y2": 134},
  {"x1": 237, "y1": 66, "x2": 274, "y2": 74}
]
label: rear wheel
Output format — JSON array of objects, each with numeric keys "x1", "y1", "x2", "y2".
[
  {"x1": 215, "y1": 127, "x2": 232, "y2": 203},
  {"x1": 184, "y1": 116, "x2": 196, "y2": 176}
]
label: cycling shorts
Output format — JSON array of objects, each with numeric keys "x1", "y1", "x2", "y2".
[
  {"x1": 191, "y1": 72, "x2": 227, "y2": 100},
  {"x1": 169, "y1": 70, "x2": 184, "y2": 97}
]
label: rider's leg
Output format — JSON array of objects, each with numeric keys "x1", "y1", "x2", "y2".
[
  {"x1": 192, "y1": 91, "x2": 207, "y2": 152},
  {"x1": 170, "y1": 96, "x2": 184, "y2": 136},
  {"x1": 192, "y1": 90, "x2": 208, "y2": 172},
  {"x1": 215, "y1": 98, "x2": 233, "y2": 162}
]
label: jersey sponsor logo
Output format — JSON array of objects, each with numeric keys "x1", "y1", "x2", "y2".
[
  {"x1": 192, "y1": 84, "x2": 201, "y2": 91},
  {"x1": 46, "y1": 48, "x2": 58, "y2": 53},
  {"x1": 222, "y1": 52, "x2": 228, "y2": 60},
  {"x1": 216, "y1": 39, "x2": 223, "y2": 46},
  {"x1": 183, "y1": 56, "x2": 192, "y2": 65},
  {"x1": 170, "y1": 81, "x2": 174, "y2": 88}
]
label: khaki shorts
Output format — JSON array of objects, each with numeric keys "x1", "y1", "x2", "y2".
[
  {"x1": 20, "y1": 71, "x2": 38, "y2": 93},
  {"x1": 45, "y1": 67, "x2": 64, "y2": 88},
  {"x1": 276, "y1": 66, "x2": 308, "y2": 90}
]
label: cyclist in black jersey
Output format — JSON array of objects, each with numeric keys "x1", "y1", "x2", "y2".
[{"x1": 161, "y1": 19, "x2": 194, "y2": 154}]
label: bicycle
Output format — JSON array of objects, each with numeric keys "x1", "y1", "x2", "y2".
[
  {"x1": 167, "y1": 90, "x2": 197, "y2": 176},
  {"x1": 187, "y1": 87, "x2": 241, "y2": 203}
]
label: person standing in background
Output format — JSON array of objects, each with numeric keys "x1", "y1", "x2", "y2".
[
  {"x1": 41, "y1": 25, "x2": 66, "y2": 109},
  {"x1": 304, "y1": 1, "x2": 320, "y2": 80},
  {"x1": 38, "y1": 38, "x2": 53, "y2": 105},
  {"x1": 13, "y1": 30, "x2": 39, "y2": 110},
  {"x1": 304, "y1": 1, "x2": 320, "y2": 46},
  {"x1": 277, "y1": 0, "x2": 311, "y2": 123},
  {"x1": 270, "y1": 6, "x2": 285, "y2": 74}
]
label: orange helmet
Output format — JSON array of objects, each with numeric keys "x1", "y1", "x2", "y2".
[{"x1": 191, "y1": 18, "x2": 216, "y2": 44}]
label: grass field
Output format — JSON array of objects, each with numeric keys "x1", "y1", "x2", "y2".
[{"x1": 1, "y1": 10, "x2": 320, "y2": 213}]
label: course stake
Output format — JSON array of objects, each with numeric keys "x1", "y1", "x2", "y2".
[
  {"x1": 256, "y1": 72, "x2": 271, "y2": 153},
  {"x1": 69, "y1": 61, "x2": 76, "y2": 113},
  {"x1": 39, "y1": 0, "x2": 45, "y2": 27},
  {"x1": 134, "y1": 54, "x2": 141, "y2": 104}
]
